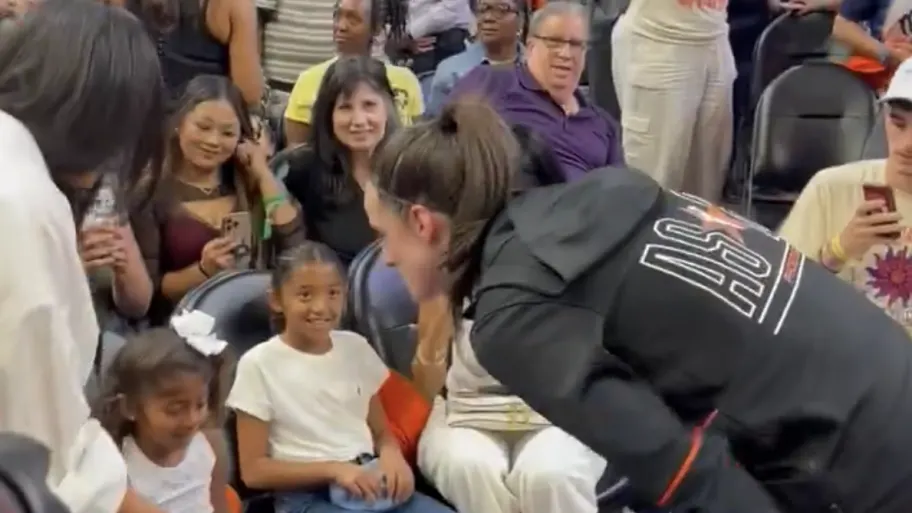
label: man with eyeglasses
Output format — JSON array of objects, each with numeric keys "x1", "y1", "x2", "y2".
[
  {"x1": 446, "y1": 0, "x2": 623, "y2": 182},
  {"x1": 612, "y1": 0, "x2": 735, "y2": 202},
  {"x1": 426, "y1": 0, "x2": 527, "y2": 115}
]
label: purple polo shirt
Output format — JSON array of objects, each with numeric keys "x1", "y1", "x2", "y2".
[{"x1": 447, "y1": 63, "x2": 623, "y2": 181}]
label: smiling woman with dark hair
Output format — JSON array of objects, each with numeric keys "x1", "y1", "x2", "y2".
[
  {"x1": 0, "y1": 1, "x2": 166, "y2": 512},
  {"x1": 283, "y1": 55, "x2": 400, "y2": 265},
  {"x1": 135, "y1": 74, "x2": 303, "y2": 324}
]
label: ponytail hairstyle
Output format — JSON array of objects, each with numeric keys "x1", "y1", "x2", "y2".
[
  {"x1": 371, "y1": 99, "x2": 520, "y2": 326},
  {"x1": 91, "y1": 316, "x2": 234, "y2": 447}
]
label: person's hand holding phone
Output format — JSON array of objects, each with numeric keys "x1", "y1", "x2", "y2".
[
  {"x1": 838, "y1": 200, "x2": 904, "y2": 260},
  {"x1": 199, "y1": 237, "x2": 237, "y2": 276}
]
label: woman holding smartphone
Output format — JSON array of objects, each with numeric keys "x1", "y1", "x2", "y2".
[{"x1": 136, "y1": 74, "x2": 304, "y2": 325}]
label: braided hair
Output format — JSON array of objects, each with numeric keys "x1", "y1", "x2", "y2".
[{"x1": 373, "y1": 0, "x2": 408, "y2": 41}]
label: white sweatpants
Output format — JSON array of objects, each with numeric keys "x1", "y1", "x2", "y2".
[
  {"x1": 418, "y1": 398, "x2": 607, "y2": 513},
  {"x1": 611, "y1": 16, "x2": 736, "y2": 201}
]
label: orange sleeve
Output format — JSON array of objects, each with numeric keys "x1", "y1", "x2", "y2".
[{"x1": 378, "y1": 371, "x2": 432, "y2": 465}]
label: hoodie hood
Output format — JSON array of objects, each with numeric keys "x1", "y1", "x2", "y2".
[{"x1": 506, "y1": 166, "x2": 662, "y2": 285}]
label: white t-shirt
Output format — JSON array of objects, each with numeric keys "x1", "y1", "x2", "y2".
[
  {"x1": 779, "y1": 159, "x2": 912, "y2": 337},
  {"x1": 624, "y1": 0, "x2": 729, "y2": 44},
  {"x1": 123, "y1": 433, "x2": 214, "y2": 513},
  {"x1": 226, "y1": 331, "x2": 390, "y2": 462},
  {"x1": 0, "y1": 110, "x2": 127, "y2": 513}
]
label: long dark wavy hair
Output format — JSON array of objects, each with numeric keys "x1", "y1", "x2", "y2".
[
  {"x1": 308, "y1": 56, "x2": 400, "y2": 205},
  {"x1": 163, "y1": 74, "x2": 254, "y2": 188},
  {"x1": 0, "y1": 0, "x2": 166, "y2": 223}
]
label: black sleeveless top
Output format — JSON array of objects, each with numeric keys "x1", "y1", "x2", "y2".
[{"x1": 134, "y1": 0, "x2": 230, "y2": 100}]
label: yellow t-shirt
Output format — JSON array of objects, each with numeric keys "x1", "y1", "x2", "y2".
[
  {"x1": 778, "y1": 159, "x2": 912, "y2": 335},
  {"x1": 284, "y1": 57, "x2": 424, "y2": 126}
]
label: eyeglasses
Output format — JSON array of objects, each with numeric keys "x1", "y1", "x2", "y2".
[
  {"x1": 477, "y1": 3, "x2": 518, "y2": 17},
  {"x1": 530, "y1": 34, "x2": 589, "y2": 52}
]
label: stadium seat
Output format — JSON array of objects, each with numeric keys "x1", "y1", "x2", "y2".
[
  {"x1": 728, "y1": 10, "x2": 835, "y2": 202},
  {"x1": 175, "y1": 270, "x2": 274, "y2": 356},
  {"x1": 746, "y1": 62, "x2": 877, "y2": 214},
  {"x1": 84, "y1": 331, "x2": 128, "y2": 403},
  {"x1": 345, "y1": 242, "x2": 632, "y2": 513},
  {"x1": 174, "y1": 270, "x2": 274, "y2": 512},
  {"x1": 862, "y1": 107, "x2": 888, "y2": 160},
  {"x1": 750, "y1": 11, "x2": 834, "y2": 110},
  {"x1": 268, "y1": 144, "x2": 309, "y2": 182},
  {"x1": 348, "y1": 240, "x2": 419, "y2": 377}
]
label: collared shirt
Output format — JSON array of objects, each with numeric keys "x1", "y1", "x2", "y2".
[
  {"x1": 427, "y1": 42, "x2": 524, "y2": 116},
  {"x1": 448, "y1": 63, "x2": 623, "y2": 181}
]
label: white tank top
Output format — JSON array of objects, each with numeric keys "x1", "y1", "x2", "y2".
[
  {"x1": 123, "y1": 433, "x2": 215, "y2": 513},
  {"x1": 624, "y1": 0, "x2": 729, "y2": 44}
]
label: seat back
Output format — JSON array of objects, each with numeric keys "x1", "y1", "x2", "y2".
[
  {"x1": 751, "y1": 62, "x2": 876, "y2": 192},
  {"x1": 84, "y1": 331, "x2": 128, "y2": 403},
  {"x1": 268, "y1": 144, "x2": 310, "y2": 182},
  {"x1": 862, "y1": 107, "x2": 888, "y2": 160},
  {"x1": 348, "y1": 242, "x2": 419, "y2": 376},
  {"x1": 175, "y1": 270, "x2": 274, "y2": 356},
  {"x1": 587, "y1": 1, "x2": 622, "y2": 119},
  {"x1": 751, "y1": 11, "x2": 834, "y2": 110}
]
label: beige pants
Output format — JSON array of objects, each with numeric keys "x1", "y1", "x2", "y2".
[
  {"x1": 612, "y1": 16, "x2": 736, "y2": 201},
  {"x1": 417, "y1": 398, "x2": 606, "y2": 513}
]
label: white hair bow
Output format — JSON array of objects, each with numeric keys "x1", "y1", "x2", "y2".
[{"x1": 170, "y1": 310, "x2": 228, "y2": 356}]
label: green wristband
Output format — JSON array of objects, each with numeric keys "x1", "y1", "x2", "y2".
[{"x1": 262, "y1": 195, "x2": 286, "y2": 239}]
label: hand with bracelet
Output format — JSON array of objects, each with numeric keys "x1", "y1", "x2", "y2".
[
  {"x1": 822, "y1": 199, "x2": 903, "y2": 271},
  {"x1": 236, "y1": 137, "x2": 298, "y2": 239}
]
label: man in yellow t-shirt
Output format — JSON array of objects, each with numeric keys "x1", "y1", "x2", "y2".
[
  {"x1": 283, "y1": 0, "x2": 423, "y2": 146},
  {"x1": 778, "y1": 58, "x2": 912, "y2": 336}
]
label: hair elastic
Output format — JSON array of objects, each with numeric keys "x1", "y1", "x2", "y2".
[{"x1": 439, "y1": 112, "x2": 459, "y2": 134}]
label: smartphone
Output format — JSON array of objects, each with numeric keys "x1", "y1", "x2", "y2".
[
  {"x1": 862, "y1": 184, "x2": 900, "y2": 239},
  {"x1": 863, "y1": 184, "x2": 898, "y2": 212},
  {"x1": 221, "y1": 212, "x2": 252, "y2": 261}
]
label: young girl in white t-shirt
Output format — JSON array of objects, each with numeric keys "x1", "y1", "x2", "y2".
[
  {"x1": 92, "y1": 312, "x2": 233, "y2": 513},
  {"x1": 226, "y1": 242, "x2": 454, "y2": 513}
]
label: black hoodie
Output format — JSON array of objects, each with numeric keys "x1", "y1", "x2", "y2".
[{"x1": 469, "y1": 167, "x2": 912, "y2": 513}]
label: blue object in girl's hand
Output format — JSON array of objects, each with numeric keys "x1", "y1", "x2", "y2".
[{"x1": 329, "y1": 458, "x2": 396, "y2": 511}]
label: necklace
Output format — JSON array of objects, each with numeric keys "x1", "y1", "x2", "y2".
[{"x1": 178, "y1": 179, "x2": 221, "y2": 197}]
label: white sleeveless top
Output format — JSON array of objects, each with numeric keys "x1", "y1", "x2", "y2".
[
  {"x1": 123, "y1": 433, "x2": 215, "y2": 513},
  {"x1": 445, "y1": 320, "x2": 550, "y2": 431},
  {"x1": 624, "y1": 0, "x2": 729, "y2": 44}
]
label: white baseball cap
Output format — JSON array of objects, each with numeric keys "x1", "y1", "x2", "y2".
[{"x1": 882, "y1": 57, "x2": 912, "y2": 104}]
